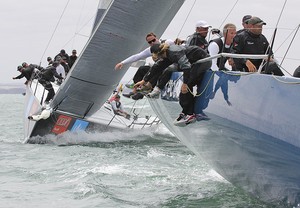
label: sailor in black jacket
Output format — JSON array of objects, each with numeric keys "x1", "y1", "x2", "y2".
[
  {"x1": 186, "y1": 20, "x2": 211, "y2": 51},
  {"x1": 231, "y1": 16, "x2": 284, "y2": 76},
  {"x1": 148, "y1": 43, "x2": 211, "y2": 125},
  {"x1": 13, "y1": 63, "x2": 43, "y2": 84},
  {"x1": 231, "y1": 16, "x2": 271, "y2": 72},
  {"x1": 38, "y1": 61, "x2": 64, "y2": 103}
]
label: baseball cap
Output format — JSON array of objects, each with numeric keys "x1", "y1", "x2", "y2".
[
  {"x1": 242, "y1": 15, "x2": 252, "y2": 23},
  {"x1": 247, "y1": 16, "x2": 266, "y2": 25},
  {"x1": 195, "y1": 20, "x2": 211, "y2": 28}
]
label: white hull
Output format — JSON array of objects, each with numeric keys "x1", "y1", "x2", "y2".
[
  {"x1": 24, "y1": 80, "x2": 160, "y2": 143},
  {"x1": 148, "y1": 70, "x2": 300, "y2": 206}
]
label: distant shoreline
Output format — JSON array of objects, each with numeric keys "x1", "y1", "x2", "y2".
[{"x1": 0, "y1": 83, "x2": 25, "y2": 94}]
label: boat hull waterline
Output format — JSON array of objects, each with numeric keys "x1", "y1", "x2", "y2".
[{"x1": 149, "y1": 70, "x2": 300, "y2": 205}]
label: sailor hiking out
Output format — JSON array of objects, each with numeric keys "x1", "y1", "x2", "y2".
[
  {"x1": 149, "y1": 43, "x2": 212, "y2": 126},
  {"x1": 37, "y1": 61, "x2": 64, "y2": 104},
  {"x1": 13, "y1": 62, "x2": 43, "y2": 85}
]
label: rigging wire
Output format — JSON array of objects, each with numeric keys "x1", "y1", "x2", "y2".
[
  {"x1": 206, "y1": 0, "x2": 239, "y2": 41},
  {"x1": 71, "y1": 0, "x2": 87, "y2": 49},
  {"x1": 39, "y1": 0, "x2": 71, "y2": 65},
  {"x1": 261, "y1": 0, "x2": 288, "y2": 73},
  {"x1": 176, "y1": 0, "x2": 196, "y2": 38},
  {"x1": 279, "y1": 24, "x2": 300, "y2": 66},
  {"x1": 63, "y1": 0, "x2": 101, "y2": 49},
  {"x1": 62, "y1": 15, "x2": 96, "y2": 48},
  {"x1": 275, "y1": 0, "x2": 288, "y2": 28},
  {"x1": 217, "y1": 0, "x2": 239, "y2": 29},
  {"x1": 274, "y1": 26, "x2": 298, "y2": 53},
  {"x1": 176, "y1": 0, "x2": 240, "y2": 39}
]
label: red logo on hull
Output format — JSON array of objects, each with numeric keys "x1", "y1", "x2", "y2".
[{"x1": 52, "y1": 115, "x2": 72, "y2": 134}]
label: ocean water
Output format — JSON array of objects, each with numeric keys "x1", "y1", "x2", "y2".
[{"x1": 0, "y1": 94, "x2": 276, "y2": 208}]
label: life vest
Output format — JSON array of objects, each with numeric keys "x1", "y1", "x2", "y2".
[
  {"x1": 187, "y1": 32, "x2": 209, "y2": 51},
  {"x1": 209, "y1": 38, "x2": 231, "y2": 69}
]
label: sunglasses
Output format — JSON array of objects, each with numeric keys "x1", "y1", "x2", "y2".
[{"x1": 147, "y1": 39, "x2": 156, "y2": 44}]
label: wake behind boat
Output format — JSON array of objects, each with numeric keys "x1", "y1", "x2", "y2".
[{"x1": 23, "y1": 0, "x2": 185, "y2": 143}]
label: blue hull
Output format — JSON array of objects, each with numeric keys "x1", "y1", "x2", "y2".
[{"x1": 149, "y1": 71, "x2": 300, "y2": 206}]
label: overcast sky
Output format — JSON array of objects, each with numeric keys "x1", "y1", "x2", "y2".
[{"x1": 1, "y1": 0, "x2": 299, "y2": 84}]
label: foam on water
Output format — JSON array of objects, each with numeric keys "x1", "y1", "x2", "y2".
[
  {"x1": 28, "y1": 127, "x2": 158, "y2": 145},
  {"x1": 0, "y1": 94, "x2": 278, "y2": 208}
]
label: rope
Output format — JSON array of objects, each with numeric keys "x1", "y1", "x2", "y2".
[
  {"x1": 199, "y1": 72, "x2": 300, "y2": 97},
  {"x1": 186, "y1": 71, "x2": 215, "y2": 97},
  {"x1": 270, "y1": 74, "x2": 300, "y2": 84},
  {"x1": 184, "y1": 69, "x2": 297, "y2": 97},
  {"x1": 222, "y1": 70, "x2": 255, "y2": 76}
]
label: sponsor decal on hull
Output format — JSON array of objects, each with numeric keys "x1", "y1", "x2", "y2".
[
  {"x1": 52, "y1": 115, "x2": 72, "y2": 134},
  {"x1": 71, "y1": 119, "x2": 89, "y2": 132}
]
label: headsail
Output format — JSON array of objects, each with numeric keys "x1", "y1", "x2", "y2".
[{"x1": 52, "y1": 0, "x2": 185, "y2": 118}]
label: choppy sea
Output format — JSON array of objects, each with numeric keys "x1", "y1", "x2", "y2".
[{"x1": 0, "y1": 94, "x2": 278, "y2": 208}]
